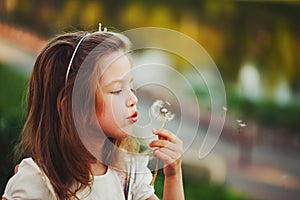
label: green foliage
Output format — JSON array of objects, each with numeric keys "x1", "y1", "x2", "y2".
[
  {"x1": 0, "y1": 63, "x2": 28, "y2": 194},
  {"x1": 2, "y1": 0, "x2": 300, "y2": 96},
  {"x1": 0, "y1": 63, "x2": 27, "y2": 143},
  {"x1": 226, "y1": 90, "x2": 300, "y2": 132},
  {"x1": 0, "y1": 63, "x2": 28, "y2": 120},
  {"x1": 154, "y1": 169, "x2": 251, "y2": 200}
]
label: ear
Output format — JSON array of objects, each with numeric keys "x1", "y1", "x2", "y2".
[
  {"x1": 60, "y1": 96, "x2": 67, "y2": 109},
  {"x1": 14, "y1": 164, "x2": 19, "y2": 174}
]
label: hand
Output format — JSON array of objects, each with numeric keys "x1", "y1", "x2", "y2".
[{"x1": 149, "y1": 129, "x2": 183, "y2": 177}]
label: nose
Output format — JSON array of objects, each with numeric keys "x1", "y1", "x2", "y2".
[{"x1": 127, "y1": 91, "x2": 138, "y2": 107}]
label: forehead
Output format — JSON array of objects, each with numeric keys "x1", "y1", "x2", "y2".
[{"x1": 100, "y1": 53, "x2": 132, "y2": 85}]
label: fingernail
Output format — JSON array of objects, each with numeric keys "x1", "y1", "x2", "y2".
[{"x1": 152, "y1": 129, "x2": 159, "y2": 134}]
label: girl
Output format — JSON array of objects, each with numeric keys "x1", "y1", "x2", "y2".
[{"x1": 2, "y1": 27, "x2": 184, "y2": 200}]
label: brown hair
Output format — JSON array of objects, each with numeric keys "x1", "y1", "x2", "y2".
[{"x1": 15, "y1": 31, "x2": 131, "y2": 199}]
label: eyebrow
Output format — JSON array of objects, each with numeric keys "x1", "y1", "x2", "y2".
[{"x1": 103, "y1": 77, "x2": 134, "y2": 89}]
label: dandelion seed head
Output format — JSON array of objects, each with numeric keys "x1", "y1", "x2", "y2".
[
  {"x1": 150, "y1": 99, "x2": 175, "y2": 121},
  {"x1": 160, "y1": 107, "x2": 168, "y2": 114}
]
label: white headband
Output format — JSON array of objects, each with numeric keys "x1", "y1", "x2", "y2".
[
  {"x1": 65, "y1": 23, "x2": 108, "y2": 84},
  {"x1": 65, "y1": 33, "x2": 90, "y2": 84}
]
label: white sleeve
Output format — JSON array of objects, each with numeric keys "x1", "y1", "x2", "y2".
[
  {"x1": 131, "y1": 156, "x2": 155, "y2": 200},
  {"x1": 2, "y1": 158, "x2": 55, "y2": 200}
]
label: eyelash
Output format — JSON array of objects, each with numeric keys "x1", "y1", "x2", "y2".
[
  {"x1": 110, "y1": 89, "x2": 135, "y2": 94},
  {"x1": 110, "y1": 90, "x2": 122, "y2": 94}
]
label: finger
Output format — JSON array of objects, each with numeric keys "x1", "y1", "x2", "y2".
[
  {"x1": 150, "y1": 139, "x2": 172, "y2": 148},
  {"x1": 152, "y1": 129, "x2": 180, "y2": 144},
  {"x1": 153, "y1": 148, "x2": 181, "y2": 165},
  {"x1": 154, "y1": 147, "x2": 181, "y2": 160},
  {"x1": 149, "y1": 139, "x2": 181, "y2": 153}
]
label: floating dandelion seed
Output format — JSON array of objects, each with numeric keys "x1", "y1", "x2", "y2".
[
  {"x1": 239, "y1": 122, "x2": 246, "y2": 127},
  {"x1": 222, "y1": 106, "x2": 228, "y2": 111},
  {"x1": 236, "y1": 119, "x2": 246, "y2": 134},
  {"x1": 236, "y1": 119, "x2": 246, "y2": 128},
  {"x1": 236, "y1": 119, "x2": 243, "y2": 123},
  {"x1": 150, "y1": 99, "x2": 175, "y2": 185}
]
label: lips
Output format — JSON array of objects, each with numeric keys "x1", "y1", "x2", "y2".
[{"x1": 128, "y1": 111, "x2": 138, "y2": 123}]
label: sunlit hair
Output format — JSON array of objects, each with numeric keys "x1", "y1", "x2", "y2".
[{"x1": 14, "y1": 30, "x2": 135, "y2": 199}]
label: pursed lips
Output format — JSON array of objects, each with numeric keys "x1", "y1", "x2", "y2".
[{"x1": 127, "y1": 111, "x2": 138, "y2": 123}]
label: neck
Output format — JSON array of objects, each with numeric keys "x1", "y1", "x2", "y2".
[
  {"x1": 83, "y1": 134, "x2": 109, "y2": 175},
  {"x1": 91, "y1": 161, "x2": 107, "y2": 176},
  {"x1": 83, "y1": 133, "x2": 107, "y2": 161}
]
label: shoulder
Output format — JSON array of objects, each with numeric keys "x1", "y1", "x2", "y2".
[{"x1": 2, "y1": 158, "x2": 56, "y2": 200}]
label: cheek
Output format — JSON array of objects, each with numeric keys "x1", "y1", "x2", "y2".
[
  {"x1": 96, "y1": 104, "x2": 113, "y2": 134},
  {"x1": 111, "y1": 96, "x2": 125, "y2": 115},
  {"x1": 97, "y1": 96, "x2": 123, "y2": 126},
  {"x1": 95, "y1": 101, "x2": 102, "y2": 120}
]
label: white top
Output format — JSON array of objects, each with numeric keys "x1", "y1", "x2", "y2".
[{"x1": 2, "y1": 158, "x2": 154, "y2": 200}]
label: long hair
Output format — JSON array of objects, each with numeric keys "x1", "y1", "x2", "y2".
[{"x1": 14, "y1": 31, "x2": 132, "y2": 199}]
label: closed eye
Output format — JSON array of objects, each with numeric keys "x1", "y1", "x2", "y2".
[{"x1": 110, "y1": 90, "x2": 122, "y2": 94}]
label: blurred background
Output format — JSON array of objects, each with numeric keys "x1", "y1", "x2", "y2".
[{"x1": 0, "y1": 0, "x2": 300, "y2": 199}]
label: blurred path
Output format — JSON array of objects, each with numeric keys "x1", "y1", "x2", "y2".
[
  {"x1": 1, "y1": 23, "x2": 300, "y2": 200},
  {"x1": 195, "y1": 132, "x2": 300, "y2": 200},
  {"x1": 0, "y1": 22, "x2": 45, "y2": 75},
  {"x1": 0, "y1": 37, "x2": 36, "y2": 75}
]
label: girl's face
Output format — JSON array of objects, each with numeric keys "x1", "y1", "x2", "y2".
[{"x1": 95, "y1": 53, "x2": 138, "y2": 139}]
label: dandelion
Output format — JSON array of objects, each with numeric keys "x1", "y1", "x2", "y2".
[
  {"x1": 150, "y1": 99, "x2": 175, "y2": 185},
  {"x1": 150, "y1": 100, "x2": 175, "y2": 131}
]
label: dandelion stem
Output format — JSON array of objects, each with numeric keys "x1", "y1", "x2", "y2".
[{"x1": 150, "y1": 116, "x2": 166, "y2": 185}]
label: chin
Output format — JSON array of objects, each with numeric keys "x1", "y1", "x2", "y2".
[
  {"x1": 120, "y1": 125, "x2": 133, "y2": 136},
  {"x1": 120, "y1": 130, "x2": 132, "y2": 138},
  {"x1": 111, "y1": 128, "x2": 133, "y2": 139}
]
